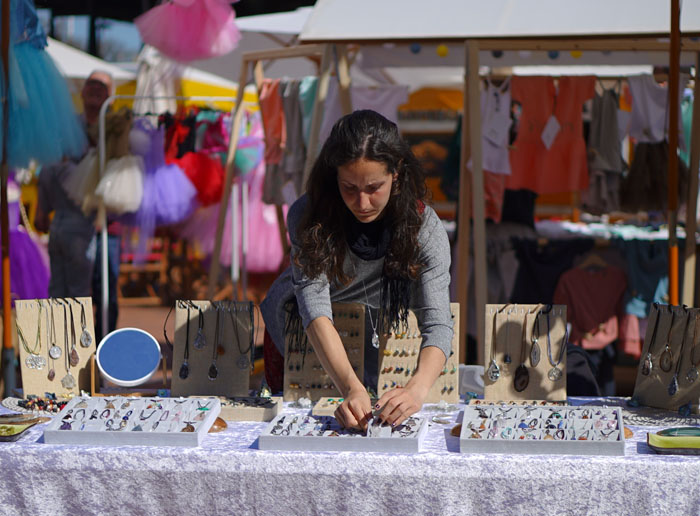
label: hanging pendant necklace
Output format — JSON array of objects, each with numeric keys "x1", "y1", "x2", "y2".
[
  {"x1": 546, "y1": 310, "x2": 567, "y2": 381},
  {"x1": 686, "y1": 314, "x2": 700, "y2": 384},
  {"x1": 43, "y1": 301, "x2": 55, "y2": 381},
  {"x1": 78, "y1": 299, "x2": 93, "y2": 348},
  {"x1": 48, "y1": 300, "x2": 62, "y2": 360},
  {"x1": 230, "y1": 303, "x2": 253, "y2": 370},
  {"x1": 669, "y1": 307, "x2": 693, "y2": 396},
  {"x1": 351, "y1": 255, "x2": 380, "y2": 348},
  {"x1": 642, "y1": 303, "x2": 662, "y2": 376},
  {"x1": 179, "y1": 303, "x2": 191, "y2": 380},
  {"x1": 486, "y1": 307, "x2": 501, "y2": 382},
  {"x1": 530, "y1": 306, "x2": 541, "y2": 366},
  {"x1": 208, "y1": 304, "x2": 221, "y2": 381},
  {"x1": 68, "y1": 302, "x2": 79, "y2": 367},
  {"x1": 514, "y1": 309, "x2": 530, "y2": 392},
  {"x1": 17, "y1": 300, "x2": 44, "y2": 370},
  {"x1": 503, "y1": 306, "x2": 513, "y2": 365},
  {"x1": 659, "y1": 306, "x2": 676, "y2": 373},
  {"x1": 61, "y1": 302, "x2": 76, "y2": 390},
  {"x1": 47, "y1": 301, "x2": 56, "y2": 381},
  {"x1": 193, "y1": 304, "x2": 206, "y2": 350}
]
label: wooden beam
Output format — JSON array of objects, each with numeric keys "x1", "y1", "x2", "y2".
[
  {"x1": 207, "y1": 59, "x2": 249, "y2": 299},
  {"x1": 457, "y1": 41, "x2": 472, "y2": 364},
  {"x1": 682, "y1": 52, "x2": 700, "y2": 307},
  {"x1": 336, "y1": 44, "x2": 353, "y2": 116},
  {"x1": 466, "y1": 40, "x2": 488, "y2": 366},
  {"x1": 241, "y1": 44, "x2": 326, "y2": 62}
]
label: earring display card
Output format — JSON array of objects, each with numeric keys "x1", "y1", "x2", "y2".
[
  {"x1": 632, "y1": 304, "x2": 700, "y2": 413},
  {"x1": 484, "y1": 304, "x2": 568, "y2": 402},
  {"x1": 16, "y1": 298, "x2": 96, "y2": 399},
  {"x1": 43, "y1": 396, "x2": 221, "y2": 447},
  {"x1": 214, "y1": 396, "x2": 283, "y2": 422},
  {"x1": 377, "y1": 303, "x2": 460, "y2": 403},
  {"x1": 283, "y1": 303, "x2": 365, "y2": 402},
  {"x1": 171, "y1": 300, "x2": 254, "y2": 398},
  {"x1": 258, "y1": 413, "x2": 428, "y2": 452},
  {"x1": 459, "y1": 404, "x2": 625, "y2": 456}
]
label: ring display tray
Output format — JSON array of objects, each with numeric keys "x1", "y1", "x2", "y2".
[
  {"x1": 459, "y1": 404, "x2": 625, "y2": 456},
  {"x1": 312, "y1": 397, "x2": 379, "y2": 416},
  {"x1": 259, "y1": 413, "x2": 428, "y2": 453},
  {"x1": 215, "y1": 396, "x2": 283, "y2": 422},
  {"x1": 43, "y1": 396, "x2": 221, "y2": 447}
]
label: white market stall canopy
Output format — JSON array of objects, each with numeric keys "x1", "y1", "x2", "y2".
[
  {"x1": 46, "y1": 38, "x2": 136, "y2": 83},
  {"x1": 300, "y1": 0, "x2": 700, "y2": 41}
]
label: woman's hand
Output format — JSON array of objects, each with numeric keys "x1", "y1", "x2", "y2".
[
  {"x1": 334, "y1": 386, "x2": 372, "y2": 430},
  {"x1": 374, "y1": 383, "x2": 428, "y2": 427}
]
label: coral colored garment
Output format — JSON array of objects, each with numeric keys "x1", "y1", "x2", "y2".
[
  {"x1": 553, "y1": 265, "x2": 627, "y2": 351},
  {"x1": 259, "y1": 79, "x2": 286, "y2": 166},
  {"x1": 507, "y1": 76, "x2": 595, "y2": 195}
]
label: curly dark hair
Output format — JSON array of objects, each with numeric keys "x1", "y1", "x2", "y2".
[{"x1": 295, "y1": 109, "x2": 427, "y2": 288}]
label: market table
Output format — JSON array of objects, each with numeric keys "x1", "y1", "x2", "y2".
[{"x1": 0, "y1": 397, "x2": 698, "y2": 516}]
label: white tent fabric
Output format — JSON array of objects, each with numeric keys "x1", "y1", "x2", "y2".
[
  {"x1": 46, "y1": 38, "x2": 136, "y2": 82},
  {"x1": 300, "y1": 0, "x2": 700, "y2": 41},
  {"x1": 236, "y1": 7, "x2": 313, "y2": 35}
]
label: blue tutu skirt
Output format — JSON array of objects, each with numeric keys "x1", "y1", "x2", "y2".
[{"x1": 3, "y1": 41, "x2": 87, "y2": 167}]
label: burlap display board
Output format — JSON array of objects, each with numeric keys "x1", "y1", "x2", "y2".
[
  {"x1": 632, "y1": 304, "x2": 700, "y2": 413},
  {"x1": 283, "y1": 302, "x2": 365, "y2": 402},
  {"x1": 16, "y1": 298, "x2": 96, "y2": 398},
  {"x1": 484, "y1": 304, "x2": 568, "y2": 401},
  {"x1": 171, "y1": 300, "x2": 253, "y2": 397},
  {"x1": 377, "y1": 303, "x2": 460, "y2": 403}
]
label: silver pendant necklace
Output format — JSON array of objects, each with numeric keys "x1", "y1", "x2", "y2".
[
  {"x1": 659, "y1": 306, "x2": 676, "y2": 373},
  {"x1": 179, "y1": 303, "x2": 191, "y2": 380},
  {"x1": 486, "y1": 307, "x2": 501, "y2": 382},
  {"x1": 61, "y1": 302, "x2": 76, "y2": 390},
  {"x1": 642, "y1": 303, "x2": 662, "y2": 376},
  {"x1": 546, "y1": 310, "x2": 566, "y2": 382},
  {"x1": 17, "y1": 300, "x2": 44, "y2": 370},
  {"x1": 208, "y1": 304, "x2": 221, "y2": 381},
  {"x1": 351, "y1": 256, "x2": 380, "y2": 349},
  {"x1": 193, "y1": 304, "x2": 206, "y2": 350},
  {"x1": 686, "y1": 314, "x2": 700, "y2": 384},
  {"x1": 669, "y1": 307, "x2": 693, "y2": 396},
  {"x1": 48, "y1": 299, "x2": 62, "y2": 360},
  {"x1": 78, "y1": 299, "x2": 93, "y2": 348}
]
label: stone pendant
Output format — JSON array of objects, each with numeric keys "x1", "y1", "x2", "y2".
[
  {"x1": 686, "y1": 366, "x2": 699, "y2": 384},
  {"x1": 371, "y1": 332, "x2": 380, "y2": 349},
  {"x1": 514, "y1": 364, "x2": 529, "y2": 392},
  {"x1": 530, "y1": 342, "x2": 541, "y2": 367},
  {"x1": 504, "y1": 354, "x2": 512, "y2": 365},
  {"x1": 69, "y1": 347, "x2": 80, "y2": 367},
  {"x1": 49, "y1": 345, "x2": 62, "y2": 360},
  {"x1": 61, "y1": 372, "x2": 76, "y2": 389},
  {"x1": 193, "y1": 328, "x2": 206, "y2": 350},
  {"x1": 80, "y1": 329, "x2": 93, "y2": 348},
  {"x1": 660, "y1": 346, "x2": 673, "y2": 372},
  {"x1": 642, "y1": 353, "x2": 653, "y2": 376},
  {"x1": 179, "y1": 360, "x2": 190, "y2": 380},
  {"x1": 47, "y1": 368, "x2": 55, "y2": 381},
  {"x1": 486, "y1": 359, "x2": 501, "y2": 382},
  {"x1": 668, "y1": 374, "x2": 679, "y2": 396},
  {"x1": 548, "y1": 366, "x2": 563, "y2": 381},
  {"x1": 208, "y1": 363, "x2": 218, "y2": 381}
]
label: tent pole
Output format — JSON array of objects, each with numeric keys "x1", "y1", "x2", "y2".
[
  {"x1": 336, "y1": 44, "x2": 353, "y2": 116},
  {"x1": 466, "y1": 40, "x2": 487, "y2": 366},
  {"x1": 457, "y1": 41, "x2": 472, "y2": 364},
  {"x1": 207, "y1": 60, "x2": 250, "y2": 299},
  {"x1": 668, "y1": 0, "x2": 681, "y2": 306},
  {"x1": 683, "y1": 52, "x2": 700, "y2": 307},
  {"x1": 1, "y1": 0, "x2": 12, "y2": 397}
]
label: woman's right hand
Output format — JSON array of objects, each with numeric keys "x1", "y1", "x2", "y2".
[{"x1": 334, "y1": 385, "x2": 372, "y2": 431}]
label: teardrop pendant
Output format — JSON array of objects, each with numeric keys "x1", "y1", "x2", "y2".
[
  {"x1": 371, "y1": 331, "x2": 379, "y2": 349},
  {"x1": 208, "y1": 363, "x2": 218, "y2": 381},
  {"x1": 514, "y1": 364, "x2": 530, "y2": 392},
  {"x1": 668, "y1": 374, "x2": 679, "y2": 396},
  {"x1": 69, "y1": 347, "x2": 80, "y2": 367},
  {"x1": 47, "y1": 368, "x2": 55, "y2": 381},
  {"x1": 530, "y1": 342, "x2": 540, "y2": 367},
  {"x1": 193, "y1": 329, "x2": 206, "y2": 350},
  {"x1": 486, "y1": 359, "x2": 501, "y2": 382},
  {"x1": 660, "y1": 346, "x2": 673, "y2": 372},
  {"x1": 179, "y1": 360, "x2": 190, "y2": 380},
  {"x1": 687, "y1": 366, "x2": 699, "y2": 383},
  {"x1": 641, "y1": 353, "x2": 653, "y2": 376},
  {"x1": 80, "y1": 329, "x2": 93, "y2": 348}
]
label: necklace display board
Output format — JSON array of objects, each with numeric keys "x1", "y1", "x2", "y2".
[
  {"x1": 376, "y1": 303, "x2": 460, "y2": 403},
  {"x1": 43, "y1": 396, "x2": 221, "y2": 447},
  {"x1": 213, "y1": 396, "x2": 283, "y2": 422},
  {"x1": 459, "y1": 404, "x2": 625, "y2": 456},
  {"x1": 258, "y1": 413, "x2": 428, "y2": 452},
  {"x1": 283, "y1": 302, "x2": 365, "y2": 402},
  {"x1": 632, "y1": 304, "x2": 700, "y2": 413},
  {"x1": 484, "y1": 304, "x2": 568, "y2": 402},
  {"x1": 15, "y1": 298, "x2": 96, "y2": 399},
  {"x1": 171, "y1": 300, "x2": 254, "y2": 398}
]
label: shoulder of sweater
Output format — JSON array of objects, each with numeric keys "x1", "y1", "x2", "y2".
[
  {"x1": 287, "y1": 194, "x2": 308, "y2": 235},
  {"x1": 418, "y1": 205, "x2": 443, "y2": 237}
]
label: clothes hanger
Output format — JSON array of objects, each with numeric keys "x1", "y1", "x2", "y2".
[{"x1": 577, "y1": 252, "x2": 608, "y2": 271}]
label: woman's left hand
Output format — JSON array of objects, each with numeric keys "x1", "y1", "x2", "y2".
[{"x1": 374, "y1": 383, "x2": 428, "y2": 427}]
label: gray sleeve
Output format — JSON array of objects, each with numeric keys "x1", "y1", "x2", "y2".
[
  {"x1": 288, "y1": 196, "x2": 334, "y2": 330},
  {"x1": 413, "y1": 207, "x2": 454, "y2": 361}
]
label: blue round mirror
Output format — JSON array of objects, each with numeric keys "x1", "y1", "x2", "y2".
[{"x1": 96, "y1": 328, "x2": 161, "y2": 387}]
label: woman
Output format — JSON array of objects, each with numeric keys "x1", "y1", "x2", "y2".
[{"x1": 261, "y1": 110, "x2": 453, "y2": 429}]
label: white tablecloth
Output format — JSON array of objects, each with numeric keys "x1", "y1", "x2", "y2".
[{"x1": 0, "y1": 397, "x2": 698, "y2": 516}]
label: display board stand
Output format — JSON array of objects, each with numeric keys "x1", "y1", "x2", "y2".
[{"x1": 484, "y1": 304, "x2": 568, "y2": 402}]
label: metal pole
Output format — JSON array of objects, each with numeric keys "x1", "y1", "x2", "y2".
[
  {"x1": 231, "y1": 182, "x2": 239, "y2": 300},
  {"x1": 667, "y1": 0, "x2": 681, "y2": 305}
]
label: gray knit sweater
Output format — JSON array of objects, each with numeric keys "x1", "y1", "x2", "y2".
[{"x1": 260, "y1": 195, "x2": 453, "y2": 359}]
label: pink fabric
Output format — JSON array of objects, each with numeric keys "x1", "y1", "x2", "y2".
[
  {"x1": 553, "y1": 265, "x2": 627, "y2": 350},
  {"x1": 619, "y1": 313, "x2": 642, "y2": 359},
  {"x1": 135, "y1": 0, "x2": 240, "y2": 62}
]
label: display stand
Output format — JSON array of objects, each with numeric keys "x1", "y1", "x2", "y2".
[
  {"x1": 632, "y1": 304, "x2": 700, "y2": 413},
  {"x1": 483, "y1": 304, "x2": 568, "y2": 402},
  {"x1": 170, "y1": 300, "x2": 254, "y2": 398},
  {"x1": 377, "y1": 303, "x2": 460, "y2": 403},
  {"x1": 283, "y1": 302, "x2": 365, "y2": 402},
  {"x1": 215, "y1": 396, "x2": 283, "y2": 422},
  {"x1": 15, "y1": 298, "x2": 96, "y2": 399}
]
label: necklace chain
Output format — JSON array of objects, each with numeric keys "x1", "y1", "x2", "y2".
[
  {"x1": 546, "y1": 311, "x2": 567, "y2": 368},
  {"x1": 17, "y1": 301, "x2": 42, "y2": 355}
]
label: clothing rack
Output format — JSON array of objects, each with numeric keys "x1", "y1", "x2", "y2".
[
  {"x1": 206, "y1": 44, "x2": 354, "y2": 300},
  {"x1": 97, "y1": 95, "x2": 243, "y2": 338}
]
